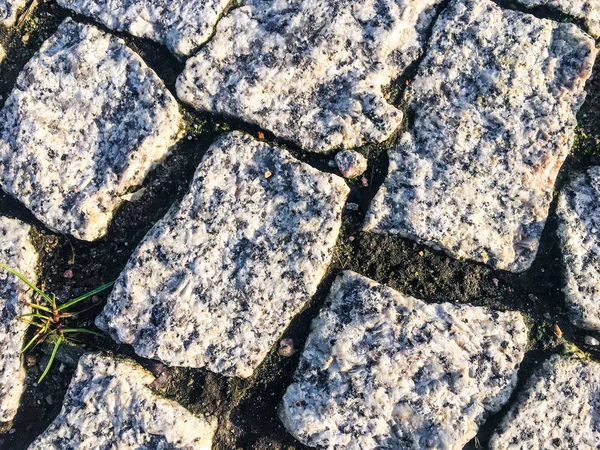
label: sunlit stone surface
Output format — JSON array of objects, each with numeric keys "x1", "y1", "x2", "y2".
[
  {"x1": 0, "y1": 19, "x2": 182, "y2": 241},
  {"x1": 28, "y1": 353, "x2": 217, "y2": 449},
  {"x1": 557, "y1": 167, "x2": 600, "y2": 331},
  {"x1": 177, "y1": 0, "x2": 445, "y2": 153},
  {"x1": 281, "y1": 271, "x2": 528, "y2": 450},
  {"x1": 56, "y1": 0, "x2": 230, "y2": 57},
  {"x1": 365, "y1": 0, "x2": 597, "y2": 272},
  {"x1": 96, "y1": 132, "x2": 349, "y2": 377},
  {"x1": 515, "y1": 0, "x2": 600, "y2": 38},
  {"x1": 489, "y1": 355, "x2": 600, "y2": 449},
  {"x1": 0, "y1": 217, "x2": 38, "y2": 423}
]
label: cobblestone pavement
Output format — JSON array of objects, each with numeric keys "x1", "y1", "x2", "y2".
[{"x1": 0, "y1": 0, "x2": 599, "y2": 449}]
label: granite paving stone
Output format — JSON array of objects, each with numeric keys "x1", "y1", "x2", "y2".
[
  {"x1": 176, "y1": 0, "x2": 445, "y2": 153},
  {"x1": 515, "y1": 0, "x2": 600, "y2": 38},
  {"x1": 557, "y1": 167, "x2": 600, "y2": 331},
  {"x1": 0, "y1": 19, "x2": 182, "y2": 241},
  {"x1": 280, "y1": 271, "x2": 528, "y2": 450},
  {"x1": 56, "y1": 0, "x2": 231, "y2": 57},
  {"x1": 28, "y1": 353, "x2": 217, "y2": 449},
  {"x1": 0, "y1": 217, "x2": 38, "y2": 423},
  {"x1": 364, "y1": 0, "x2": 597, "y2": 272},
  {"x1": 489, "y1": 355, "x2": 600, "y2": 449},
  {"x1": 96, "y1": 131, "x2": 349, "y2": 377}
]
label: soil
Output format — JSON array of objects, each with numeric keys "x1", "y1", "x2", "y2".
[{"x1": 0, "y1": 1, "x2": 598, "y2": 449}]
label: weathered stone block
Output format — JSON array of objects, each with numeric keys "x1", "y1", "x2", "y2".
[
  {"x1": 177, "y1": 0, "x2": 445, "y2": 153},
  {"x1": 0, "y1": 19, "x2": 182, "y2": 241},
  {"x1": 0, "y1": 217, "x2": 38, "y2": 423},
  {"x1": 364, "y1": 0, "x2": 597, "y2": 272},
  {"x1": 28, "y1": 353, "x2": 217, "y2": 449},
  {"x1": 56, "y1": 0, "x2": 230, "y2": 57},
  {"x1": 280, "y1": 271, "x2": 528, "y2": 449},
  {"x1": 557, "y1": 167, "x2": 600, "y2": 330},
  {"x1": 96, "y1": 132, "x2": 349, "y2": 377},
  {"x1": 489, "y1": 355, "x2": 600, "y2": 449},
  {"x1": 515, "y1": 0, "x2": 600, "y2": 38}
]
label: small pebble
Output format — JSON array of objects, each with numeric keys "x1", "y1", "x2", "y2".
[
  {"x1": 553, "y1": 324, "x2": 563, "y2": 339},
  {"x1": 25, "y1": 355, "x2": 37, "y2": 368},
  {"x1": 63, "y1": 269, "x2": 73, "y2": 279},
  {"x1": 492, "y1": 278, "x2": 499, "y2": 287},
  {"x1": 348, "y1": 236, "x2": 355, "y2": 242},
  {"x1": 345, "y1": 203, "x2": 359, "y2": 211},
  {"x1": 8, "y1": 429, "x2": 15, "y2": 435},
  {"x1": 360, "y1": 176, "x2": 369, "y2": 187},
  {"x1": 45, "y1": 395, "x2": 53, "y2": 405},
  {"x1": 257, "y1": 131, "x2": 265, "y2": 139},
  {"x1": 328, "y1": 160, "x2": 337, "y2": 168},
  {"x1": 585, "y1": 336, "x2": 600, "y2": 346},
  {"x1": 335, "y1": 150, "x2": 368, "y2": 179},
  {"x1": 264, "y1": 170, "x2": 272, "y2": 179},
  {"x1": 278, "y1": 338, "x2": 296, "y2": 357}
]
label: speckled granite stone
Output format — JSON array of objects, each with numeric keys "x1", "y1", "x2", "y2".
[
  {"x1": 0, "y1": 0, "x2": 26, "y2": 27},
  {"x1": 557, "y1": 167, "x2": 600, "y2": 331},
  {"x1": 0, "y1": 217, "x2": 38, "y2": 423},
  {"x1": 0, "y1": 19, "x2": 182, "y2": 241},
  {"x1": 96, "y1": 132, "x2": 349, "y2": 377},
  {"x1": 280, "y1": 271, "x2": 528, "y2": 450},
  {"x1": 489, "y1": 355, "x2": 600, "y2": 449},
  {"x1": 515, "y1": 0, "x2": 600, "y2": 38},
  {"x1": 335, "y1": 150, "x2": 368, "y2": 179},
  {"x1": 28, "y1": 353, "x2": 217, "y2": 449},
  {"x1": 364, "y1": 0, "x2": 597, "y2": 272},
  {"x1": 56, "y1": 0, "x2": 230, "y2": 57},
  {"x1": 176, "y1": 0, "x2": 445, "y2": 153}
]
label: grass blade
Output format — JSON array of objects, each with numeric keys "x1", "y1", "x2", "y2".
[
  {"x1": 61, "y1": 328, "x2": 103, "y2": 337},
  {"x1": 17, "y1": 313, "x2": 49, "y2": 321},
  {"x1": 0, "y1": 263, "x2": 53, "y2": 305},
  {"x1": 16, "y1": 317, "x2": 44, "y2": 328},
  {"x1": 21, "y1": 325, "x2": 47, "y2": 353},
  {"x1": 57, "y1": 281, "x2": 114, "y2": 311},
  {"x1": 20, "y1": 302, "x2": 53, "y2": 313},
  {"x1": 38, "y1": 336, "x2": 62, "y2": 383}
]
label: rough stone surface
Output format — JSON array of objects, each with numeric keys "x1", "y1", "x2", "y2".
[
  {"x1": 557, "y1": 167, "x2": 600, "y2": 331},
  {"x1": 280, "y1": 271, "x2": 528, "y2": 450},
  {"x1": 0, "y1": 19, "x2": 182, "y2": 241},
  {"x1": 489, "y1": 355, "x2": 600, "y2": 449},
  {"x1": 335, "y1": 150, "x2": 368, "y2": 179},
  {"x1": 176, "y1": 0, "x2": 445, "y2": 153},
  {"x1": 364, "y1": 0, "x2": 597, "y2": 272},
  {"x1": 0, "y1": 0, "x2": 26, "y2": 27},
  {"x1": 96, "y1": 132, "x2": 349, "y2": 377},
  {"x1": 56, "y1": 0, "x2": 231, "y2": 57},
  {"x1": 515, "y1": 0, "x2": 600, "y2": 38},
  {"x1": 0, "y1": 44, "x2": 5, "y2": 64},
  {"x1": 0, "y1": 217, "x2": 38, "y2": 423},
  {"x1": 28, "y1": 353, "x2": 217, "y2": 449}
]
